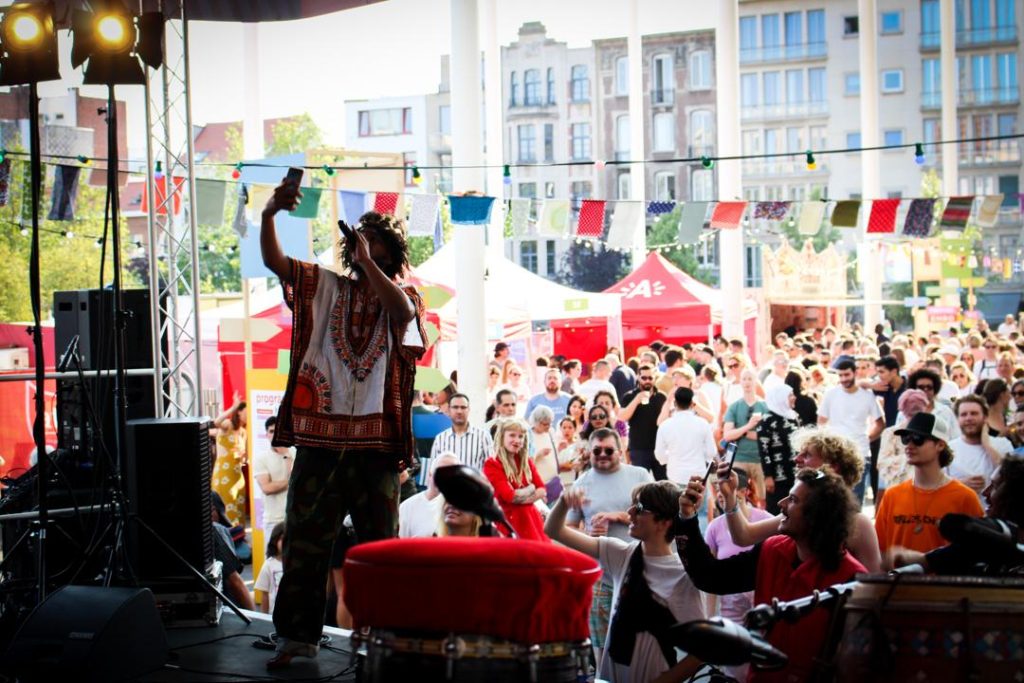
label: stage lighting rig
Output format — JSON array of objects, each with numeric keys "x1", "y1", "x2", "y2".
[
  {"x1": 0, "y1": 2, "x2": 60, "y2": 85},
  {"x1": 71, "y1": 1, "x2": 163, "y2": 85}
]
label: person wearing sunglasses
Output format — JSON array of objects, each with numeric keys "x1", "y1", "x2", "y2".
[
  {"x1": 874, "y1": 412, "x2": 984, "y2": 556},
  {"x1": 545, "y1": 479, "x2": 704, "y2": 683},
  {"x1": 554, "y1": 427, "x2": 653, "y2": 665},
  {"x1": 975, "y1": 339, "x2": 1001, "y2": 381},
  {"x1": 678, "y1": 467, "x2": 864, "y2": 682}
]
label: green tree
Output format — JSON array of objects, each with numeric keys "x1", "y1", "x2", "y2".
[
  {"x1": 644, "y1": 206, "x2": 715, "y2": 285},
  {"x1": 556, "y1": 240, "x2": 629, "y2": 292},
  {"x1": 265, "y1": 114, "x2": 323, "y2": 157}
]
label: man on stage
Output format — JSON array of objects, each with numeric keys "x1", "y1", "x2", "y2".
[{"x1": 260, "y1": 179, "x2": 425, "y2": 667}]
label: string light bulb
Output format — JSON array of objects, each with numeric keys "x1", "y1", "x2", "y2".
[
  {"x1": 63, "y1": 230, "x2": 73, "y2": 239},
  {"x1": 411, "y1": 166, "x2": 422, "y2": 185},
  {"x1": 19, "y1": 227, "x2": 27, "y2": 236},
  {"x1": 322, "y1": 164, "x2": 335, "y2": 176},
  {"x1": 154, "y1": 160, "x2": 164, "y2": 179},
  {"x1": 231, "y1": 162, "x2": 243, "y2": 180},
  {"x1": 77, "y1": 154, "x2": 90, "y2": 166},
  {"x1": 805, "y1": 151, "x2": 816, "y2": 171},
  {"x1": 593, "y1": 159, "x2": 606, "y2": 171},
  {"x1": 914, "y1": 143, "x2": 925, "y2": 165},
  {"x1": 700, "y1": 156, "x2": 714, "y2": 169},
  {"x1": 502, "y1": 164, "x2": 511, "y2": 186}
]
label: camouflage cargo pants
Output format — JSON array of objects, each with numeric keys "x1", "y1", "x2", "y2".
[{"x1": 272, "y1": 448, "x2": 400, "y2": 645}]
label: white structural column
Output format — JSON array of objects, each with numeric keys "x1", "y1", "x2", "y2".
[
  {"x1": 716, "y1": 0, "x2": 745, "y2": 338},
  {"x1": 450, "y1": 0, "x2": 489, "y2": 423},
  {"x1": 939, "y1": 0, "x2": 958, "y2": 196},
  {"x1": 626, "y1": 0, "x2": 646, "y2": 265},
  {"x1": 481, "y1": 0, "x2": 505, "y2": 257},
  {"x1": 241, "y1": 23, "x2": 263, "y2": 385},
  {"x1": 858, "y1": 0, "x2": 883, "y2": 331}
]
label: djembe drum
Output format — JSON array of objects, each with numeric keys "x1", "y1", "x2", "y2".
[{"x1": 344, "y1": 537, "x2": 601, "y2": 682}]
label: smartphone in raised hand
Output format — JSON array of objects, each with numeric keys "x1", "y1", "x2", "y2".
[
  {"x1": 720, "y1": 441, "x2": 739, "y2": 479},
  {"x1": 285, "y1": 166, "x2": 304, "y2": 188},
  {"x1": 700, "y1": 458, "x2": 718, "y2": 487}
]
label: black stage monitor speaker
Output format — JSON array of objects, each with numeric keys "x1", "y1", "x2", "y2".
[
  {"x1": 126, "y1": 418, "x2": 215, "y2": 582},
  {"x1": 4, "y1": 585, "x2": 168, "y2": 682},
  {"x1": 53, "y1": 288, "x2": 162, "y2": 371}
]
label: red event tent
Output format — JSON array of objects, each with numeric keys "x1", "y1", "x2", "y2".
[{"x1": 605, "y1": 253, "x2": 759, "y2": 356}]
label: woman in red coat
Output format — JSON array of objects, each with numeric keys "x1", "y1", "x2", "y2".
[{"x1": 483, "y1": 418, "x2": 548, "y2": 541}]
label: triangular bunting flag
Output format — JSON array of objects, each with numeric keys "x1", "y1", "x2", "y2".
[
  {"x1": 449, "y1": 195, "x2": 495, "y2": 224},
  {"x1": 976, "y1": 194, "x2": 1003, "y2": 228},
  {"x1": 48, "y1": 165, "x2": 81, "y2": 221},
  {"x1": 232, "y1": 183, "x2": 249, "y2": 238},
  {"x1": 830, "y1": 200, "x2": 861, "y2": 228},
  {"x1": 408, "y1": 194, "x2": 441, "y2": 236},
  {"x1": 753, "y1": 201, "x2": 789, "y2": 221},
  {"x1": 340, "y1": 190, "x2": 368, "y2": 225},
  {"x1": 647, "y1": 200, "x2": 675, "y2": 216},
  {"x1": 249, "y1": 185, "x2": 274, "y2": 220},
  {"x1": 374, "y1": 191, "x2": 400, "y2": 216},
  {"x1": 940, "y1": 196, "x2": 973, "y2": 230},
  {"x1": 576, "y1": 199, "x2": 607, "y2": 238},
  {"x1": 538, "y1": 199, "x2": 570, "y2": 237},
  {"x1": 195, "y1": 178, "x2": 227, "y2": 225},
  {"x1": 289, "y1": 186, "x2": 323, "y2": 219},
  {"x1": 606, "y1": 202, "x2": 643, "y2": 250},
  {"x1": 509, "y1": 198, "x2": 531, "y2": 236},
  {"x1": 709, "y1": 201, "x2": 747, "y2": 229},
  {"x1": 679, "y1": 202, "x2": 708, "y2": 243},
  {"x1": 797, "y1": 201, "x2": 826, "y2": 235},
  {"x1": 867, "y1": 199, "x2": 900, "y2": 234},
  {"x1": 902, "y1": 198, "x2": 936, "y2": 238}
]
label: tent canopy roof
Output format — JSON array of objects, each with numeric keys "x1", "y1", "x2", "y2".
[
  {"x1": 415, "y1": 244, "x2": 621, "y2": 322},
  {"x1": 605, "y1": 252, "x2": 757, "y2": 324}
]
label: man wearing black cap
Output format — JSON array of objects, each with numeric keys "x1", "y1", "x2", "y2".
[
  {"x1": 490, "y1": 342, "x2": 510, "y2": 371},
  {"x1": 874, "y1": 412, "x2": 983, "y2": 556}
]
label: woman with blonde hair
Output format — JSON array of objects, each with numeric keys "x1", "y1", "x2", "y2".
[
  {"x1": 713, "y1": 426, "x2": 882, "y2": 573},
  {"x1": 436, "y1": 498, "x2": 483, "y2": 537},
  {"x1": 949, "y1": 361, "x2": 976, "y2": 397},
  {"x1": 482, "y1": 419, "x2": 548, "y2": 540}
]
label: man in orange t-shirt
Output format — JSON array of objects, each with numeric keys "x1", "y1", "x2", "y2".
[{"x1": 875, "y1": 412, "x2": 983, "y2": 555}]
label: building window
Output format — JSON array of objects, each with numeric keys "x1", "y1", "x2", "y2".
[
  {"x1": 357, "y1": 107, "x2": 413, "y2": 136},
  {"x1": 740, "y1": 16, "x2": 757, "y2": 60},
  {"x1": 517, "y1": 124, "x2": 536, "y2": 162},
  {"x1": 843, "y1": 15, "x2": 859, "y2": 36},
  {"x1": 741, "y1": 73, "x2": 758, "y2": 106},
  {"x1": 617, "y1": 172, "x2": 630, "y2": 200},
  {"x1": 763, "y1": 71, "x2": 781, "y2": 106},
  {"x1": 545, "y1": 240, "x2": 557, "y2": 276},
  {"x1": 570, "y1": 123, "x2": 591, "y2": 160},
  {"x1": 439, "y1": 105, "x2": 451, "y2": 135},
  {"x1": 615, "y1": 56, "x2": 629, "y2": 95},
  {"x1": 844, "y1": 72, "x2": 860, "y2": 96},
  {"x1": 691, "y1": 168, "x2": 713, "y2": 201},
  {"x1": 543, "y1": 123, "x2": 554, "y2": 162},
  {"x1": 744, "y1": 244, "x2": 763, "y2": 288},
  {"x1": 784, "y1": 12, "x2": 803, "y2": 56},
  {"x1": 654, "y1": 171, "x2": 676, "y2": 201},
  {"x1": 999, "y1": 175, "x2": 1019, "y2": 206},
  {"x1": 689, "y1": 50, "x2": 712, "y2": 90},
  {"x1": 545, "y1": 181, "x2": 556, "y2": 199},
  {"x1": 846, "y1": 132, "x2": 862, "y2": 149},
  {"x1": 438, "y1": 153, "x2": 452, "y2": 193},
  {"x1": 653, "y1": 112, "x2": 675, "y2": 152},
  {"x1": 880, "y1": 10, "x2": 903, "y2": 34},
  {"x1": 996, "y1": 52, "x2": 1017, "y2": 100},
  {"x1": 571, "y1": 64, "x2": 589, "y2": 101},
  {"x1": 923, "y1": 118, "x2": 941, "y2": 145},
  {"x1": 786, "y1": 126, "x2": 804, "y2": 154},
  {"x1": 652, "y1": 53, "x2": 674, "y2": 104},
  {"x1": 524, "y1": 69, "x2": 541, "y2": 105},
  {"x1": 510, "y1": 71, "x2": 519, "y2": 106},
  {"x1": 808, "y1": 67, "x2": 826, "y2": 103},
  {"x1": 881, "y1": 68, "x2": 904, "y2": 93},
  {"x1": 615, "y1": 114, "x2": 630, "y2": 161},
  {"x1": 883, "y1": 129, "x2": 904, "y2": 146},
  {"x1": 809, "y1": 125, "x2": 826, "y2": 150},
  {"x1": 690, "y1": 109, "x2": 714, "y2": 151},
  {"x1": 520, "y1": 240, "x2": 538, "y2": 273},
  {"x1": 546, "y1": 67, "x2": 556, "y2": 105},
  {"x1": 786, "y1": 69, "x2": 805, "y2": 104},
  {"x1": 403, "y1": 152, "x2": 417, "y2": 186},
  {"x1": 762, "y1": 14, "x2": 781, "y2": 60},
  {"x1": 570, "y1": 181, "x2": 592, "y2": 216},
  {"x1": 518, "y1": 182, "x2": 537, "y2": 200},
  {"x1": 807, "y1": 9, "x2": 825, "y2": 46},
  {"x1": 922, "y1": 59, "x2": 941, "y2": 107}
]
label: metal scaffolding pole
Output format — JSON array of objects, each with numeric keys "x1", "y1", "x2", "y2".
[{"x1": 144, "y1": 2, "x2": 202, "y2": 417}]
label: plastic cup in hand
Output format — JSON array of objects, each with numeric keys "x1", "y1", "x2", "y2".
[{"x1": 640, "y1": 391, "x2": 650, "y2": 405}]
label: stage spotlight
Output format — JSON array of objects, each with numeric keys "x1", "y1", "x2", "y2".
[
  {"x1": 71, "y1": 2, "x2": 163, "y2": 85},
  {"x1": 0, "y1": 2, "x2": 60, "y2": 85}
]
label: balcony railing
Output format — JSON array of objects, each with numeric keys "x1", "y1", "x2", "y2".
[
  {"x1": 651, "y1": 88, "x2": 675, "y2": 105},
  {"x1": 740, "y1": 100, "x2": 828, "y2": 121},
  {"x1": 945, "y1": 140, "x2": 1023, "y2": 167},
  {"x1": 741, "y1": 158, "x2": 830, "y2": 176},
  {"x1": 739, "y1": 42, "x2": 827, "y2": 65},
  {"x1": 920, "y1": 25, "x2": 1018, "y2": 49},
  {"x1": 922, "y1": 87, "x2": 1020, "y2": 108},
  {"x1": 687, "y1": 145, "x2": 715, "y2": 158}
]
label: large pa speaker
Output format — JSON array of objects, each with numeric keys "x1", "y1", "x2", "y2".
[
  {"x1": 52, "y1": 288, "x2": 162, "y2": 371},
  {"x1": 125, "y1": 418, "x2": 215, "y2": 582},
  {"x1": 4, "y1": 585, "x2": 168, "y2": 682}
]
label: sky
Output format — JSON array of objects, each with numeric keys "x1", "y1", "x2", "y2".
[{"x1": 32, "y1": 0, "x2": 717, "y2": 162}]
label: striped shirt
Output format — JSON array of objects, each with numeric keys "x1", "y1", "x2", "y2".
[{"x1": 428, "y1": 426, "x2": 494, "y2": 472}]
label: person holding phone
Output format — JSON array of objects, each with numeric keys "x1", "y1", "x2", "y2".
[
  {"x1": 260, "y1": 178, "x2": 425, "y2": 668},
  {"x1": 654, "y1": 387, "x2": 717, "y2": 531},
  {"x1": 722, "y1": 369, "x2": 769, "y2": 503}
]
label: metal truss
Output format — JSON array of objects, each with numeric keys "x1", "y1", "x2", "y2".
[{"x1": 143, "y1": 3, "x2": 202, "y2": 417}]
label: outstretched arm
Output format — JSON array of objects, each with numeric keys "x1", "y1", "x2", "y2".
[
  {"x1": 544, "y1": 491, "x2": 600, "y2": 558},
  {"x1": 260, "y1": 181, "x2": 299, "y2": 283}
]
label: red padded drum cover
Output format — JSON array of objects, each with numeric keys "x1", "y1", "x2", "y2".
[{"x1": 344, "y1": 538, "x2": 601, "y2": 643}]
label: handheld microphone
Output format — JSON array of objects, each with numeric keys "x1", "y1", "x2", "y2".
[{"x1": 669, "y1": 618, "x2": 788, "y2": 670}]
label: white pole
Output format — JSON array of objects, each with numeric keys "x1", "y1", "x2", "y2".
[
  {"x1": 939, "y1": 0, "x2": 958, "y2": 196},
  {"x1": 481, "y1": 0, "x2": 505, "y2": 258},
  {"x1": 717, "y1": 0, "x2": 745, "y2": 339},
  {"x1": 241, "y1": 23, "x2": 263, "y2": 387},
  {"x1": 858, "y1": 0, "x2": 883, "y2": 331},
  {"x1": 450, "y1": 0, "x2": 489, "y2": 424},
  {"x1": 626, "y1": 0, "x2": 646, "y2": 266}
]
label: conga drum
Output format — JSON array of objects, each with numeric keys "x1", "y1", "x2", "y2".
[
  {"x1": 343, "y1": 537, "x2": 601, "y2": 683},
  {"x1": 835, "y1": 575, "x2": 1024, "y2": 682}
]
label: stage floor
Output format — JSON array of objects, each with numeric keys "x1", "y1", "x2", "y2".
[{"x1": 141, "y1": 609, "x2": 357, "y2": 682}]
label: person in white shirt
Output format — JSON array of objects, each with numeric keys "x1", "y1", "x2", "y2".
[
  {"x1": 431, "y1": 393, "x2": 494, "y2": 471},
  {"x1": 398, "y1": 452, "x2": 460, "y2": 538},
  {"x1": 255, "y1": 522, "x2": 286, "y2": 614},
  {"x1": 997, "y1": 314, "x2": 1019, "y2": 337},
  {"x1": 975, "y1": 339, "x2": 1001, "y2": 380},
  {"x1": 578, "y1": 359, "x2": 618, "y2": 402},
  {"x1": 818, "y1": 359, "x2": 884, "y2": 503},
  {"x1": 655, "y1": 387, "x2": 717, "y2": 492},
  {"x1": 947, "y1": 395, "x2": 1014, "y2": 510},
  {"x1": 253, "y1": 416, "x2": 294, "y2": 541},
  {"x1": 761, "y1": 350, "x2": 790, "y2": 393}
]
